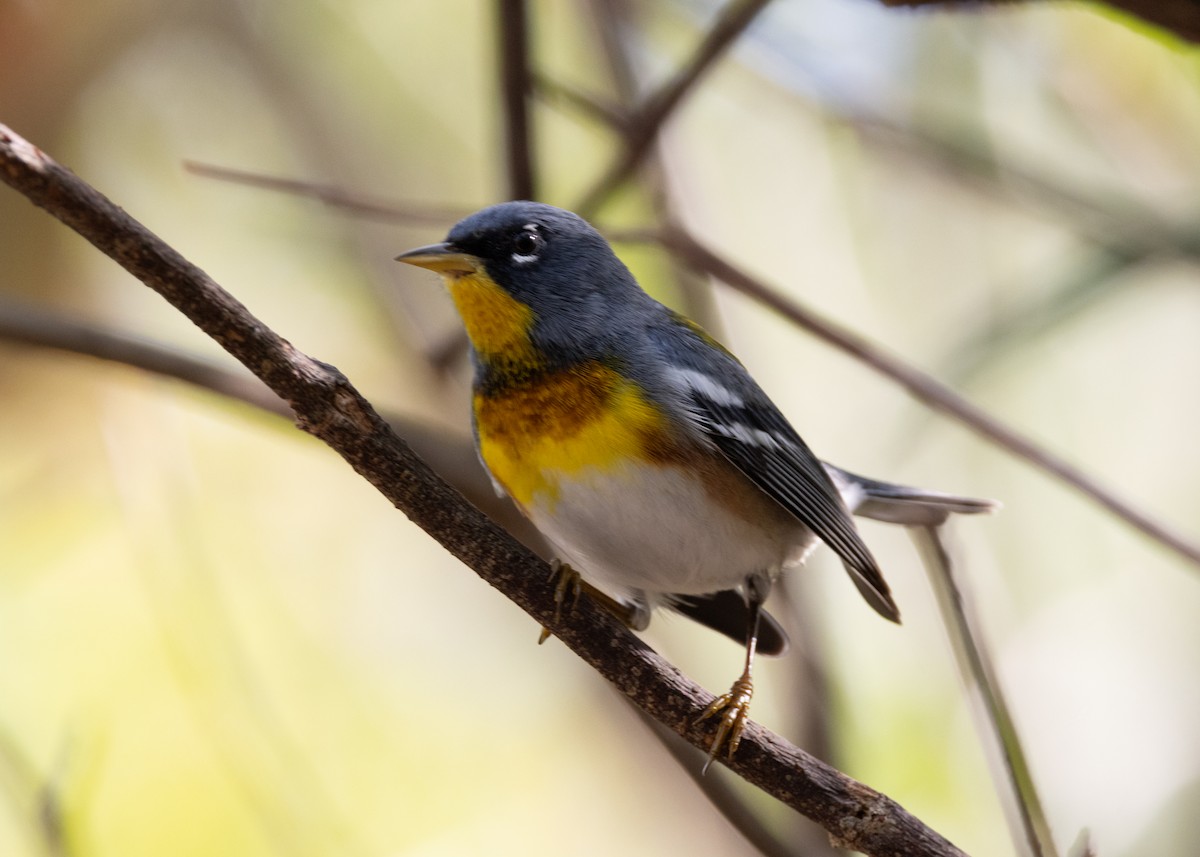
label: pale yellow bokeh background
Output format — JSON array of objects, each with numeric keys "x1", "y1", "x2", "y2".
[{"x1": 2, "y1": 2, "x2": 1199, "y2": 856}]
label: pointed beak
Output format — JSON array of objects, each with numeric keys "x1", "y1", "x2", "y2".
[{"x1": 394, "y1": 242, "x2": 480, "y2": 276}]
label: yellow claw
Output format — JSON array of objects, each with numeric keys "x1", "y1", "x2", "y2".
[{"x1": 697, "y1": 674, "x2": 755, "y2": 770}]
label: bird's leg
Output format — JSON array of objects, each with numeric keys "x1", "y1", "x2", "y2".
[
  {"x1": 538, "y1": 558, "x2": 581, "y2": 643},
  {"x1": 549, "y1": 558, "x2": 582, "y2": 620},
  {"x1": 538, "y1": 559, "x2": 646, "y2": 644},
  {"x1": 697, "y1": 572, "x2": 770, "y2": 769}
]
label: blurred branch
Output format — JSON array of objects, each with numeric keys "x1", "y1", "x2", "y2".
[
  {"x1": 0, "y1": 297, "x2": 541, "y2": 548},
  {"x1": 852, "y1": 117, "x2": 1200, "y2": 263},
  {"x1": 1067, "y1": 830, "x2": 1096, "y2": 857},
  {"x1": 875, "y1": 0, "x2": 1200, "y2": 43},
  {"x1": 635, "y1": 713, "x2": 805, "y2": 857},
  {"x1": 582, "y1": 0, "x2": 727, "y2": 335},
  {"x1": 945, "y1": 248, "x2": 1141, "y2": 387},
  {"x1": 536, "y1": 74, "x2": 628, "y2": 128},
  {"x1": 199, "y1": 0, "x2": 465, "y2": 368},
  {"x1": 912, "y1": 526, "x2": 1058, "y2": 857},
  {"x1": 575, "y1": 0, "x2": 775, "y2": 217},
  {"x1": 183, "y1": 162, "x2": 470, "y2": 224},
  {"x1": 498, "y1": 0, "x2": 537, "y2": 200},
  {"x1": 1, "y1": 123, "x2": 971, "y2": 857},
  {"x1": 642, "y1": 223, "x2": 1200, "y2": 570},
  {"x1": 184, "y1": 160, "x2": 476, "y2": 374},
  {"x1": 772, "y1": 576, "x2": 837, "y2": 763},
  {"x1": 0, "y1": 297, "x2": 288, "y2": 414},
  {"x1": 0, "y1": 727, "x2": 59, "y2": 857}
]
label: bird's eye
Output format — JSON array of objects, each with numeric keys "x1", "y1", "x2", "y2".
[{"x1": 511, "y1": 227, "x2": 543, "y2": 263}]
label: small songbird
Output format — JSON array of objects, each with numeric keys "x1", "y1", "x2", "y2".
[{"x1": 397, "y1": 202, "x2": 996, "y2": 762}]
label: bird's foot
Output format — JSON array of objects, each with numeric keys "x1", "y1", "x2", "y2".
[
  {"x1": 538, "y1": 559, "x2": 583, "y2": 644},
  {"x1": 538, "y1": 561, "x2": 647, "y2": 644},
  {"x1": 549, "y1": 558, "x2": 583, "y2": 621},
  {"x1": 697, "y1": 673, "x2": 754, "y2": 770}
]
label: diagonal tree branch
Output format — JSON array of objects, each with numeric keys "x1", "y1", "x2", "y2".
[
  {"x1": 0, "y1": 123, "x2": 970, "y2": 857},
  {"x1": 2, "y1": 279, "x2": 806, "y2": 857},
  {"x1": 575, "y1": 0, "x2": 775, "y2": 217}
]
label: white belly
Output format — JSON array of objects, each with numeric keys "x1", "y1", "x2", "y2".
[{"x1": 527, "y1": 461, "x2": 815, "y2": 602}]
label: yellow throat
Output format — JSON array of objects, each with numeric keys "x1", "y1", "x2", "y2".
[{"x1": 443, "y1": 270, "x2": 539, "y2": 367}]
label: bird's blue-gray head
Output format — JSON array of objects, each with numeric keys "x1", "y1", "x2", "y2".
[{"x1": 396, "y1": 201, "x2": 654, "y2": 365}]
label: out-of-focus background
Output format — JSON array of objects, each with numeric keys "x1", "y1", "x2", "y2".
[{"x1": 2, "y1": 1, "x2": 1199, "y2": 855}]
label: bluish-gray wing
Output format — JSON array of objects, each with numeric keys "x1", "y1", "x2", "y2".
[
  {"x1": 648, "y1": 314, "x2": 901, "y2": 623},
  {"x1": 691, "y1": 388, "x2": 899, "y2": 622}
]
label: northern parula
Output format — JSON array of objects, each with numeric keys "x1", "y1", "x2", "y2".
[{"x1": 397, "y1": 202, "x2": 996, "y2": 760}]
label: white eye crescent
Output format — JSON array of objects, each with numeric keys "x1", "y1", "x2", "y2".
[{"x1": 511, "y1": 225, "x2": 544, "y2": 264}]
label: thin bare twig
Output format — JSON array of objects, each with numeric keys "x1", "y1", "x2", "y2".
[
  {"x1": 912, "y1": 526, "x2": 1059, "y2": 857},
  {"x1": 1, "y1": 122, "x2": 969, "y2": 857},
  {"x1": 183, "y1": 162, "x2": 470, "y2": 225},
  {"x1": 575, "y1": 0, "x2": 775, "y2": 217},
  {"x1": 498, "y1": 0, "x2": 537, "y2": 200},
  {"x1": 183, "y1": 161, "x2": 477, "y2": 374},
  {"x1": 648, "y1": 224, "x2": 1200, "y2": 570},
  {"x1": 198, "y1": 2, "x2": 466, "y2": 370}
]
